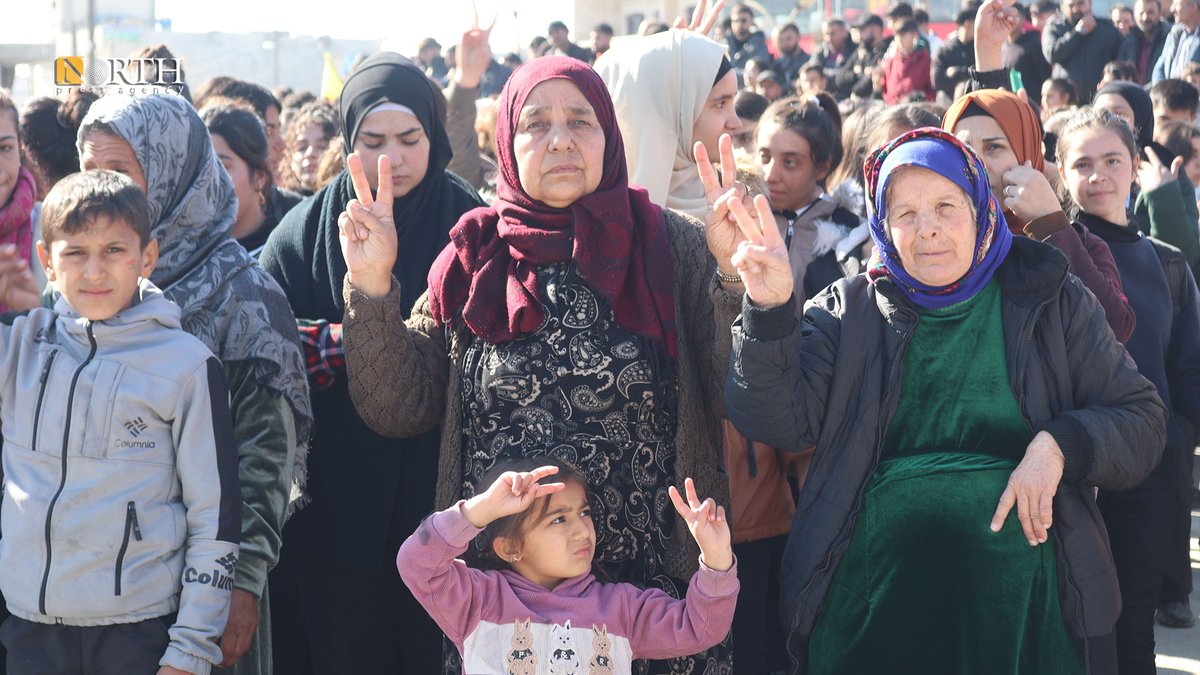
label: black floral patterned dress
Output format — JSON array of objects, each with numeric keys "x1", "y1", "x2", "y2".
[{"x1": 456, "y1": 263, "x2": 732, "y2": 675}]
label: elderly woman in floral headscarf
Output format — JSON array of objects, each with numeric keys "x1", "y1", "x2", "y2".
[
  {"x1": 724, "y1": 127, "x2": 1166, "y2": 674},
  {"x1": 76, "y1": 93, "x2": 312, "y2": 675}
]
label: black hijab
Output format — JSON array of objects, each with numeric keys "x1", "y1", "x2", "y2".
[
  {"x1": 272, "y1": 52, "x2": 485, "y2": 319},
  {"x1": 1095, "y1": 81, "x2": 1155, "y2": 149}
]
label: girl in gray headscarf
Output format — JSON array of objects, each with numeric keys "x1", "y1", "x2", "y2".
[{"x1": 76, "y1": 93, "x2": 312, "y2": 675}]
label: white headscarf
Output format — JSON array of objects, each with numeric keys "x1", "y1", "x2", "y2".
[{"x1": 596, "y1": 30, "x2": 727, "y2": 219}]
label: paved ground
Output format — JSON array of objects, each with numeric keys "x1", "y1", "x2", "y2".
[{"x1": 1154, "y1": 489, "x2": 1199, "y2": 674}]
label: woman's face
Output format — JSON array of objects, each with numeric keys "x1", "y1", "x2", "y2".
[
  {"x1": 1058, "y1": 127, "x2": 1135, "y2": 223},
  {"x1": 886, "y1": 167, "x2": 978, "y2": 287},
  {"x1": 692, "y1": 70, "x2": 742, "y2": 160},
  {"x1": 264, "y1": 104, "x2": 285, "y2": 174},
  {"x1": 756, "y1": 120, "x2": 823, "y2": 212},
  {"x1": 953, "y1": 114, "x2": 1020, "y2": 202},
  {"x1": 1092, "y1": 93, "x2": 1139, "y2": 137},
  {"x1": 351, "y1": 108, "x2": 431, "y2": 198},
  {"x1": 80, "y1": 130, "x2": 147, "y2": 192},
  {"x1": 1042, "y1": 82, "x2": 1067, "y2": 112},
  {"x1": 512, "y1": 79, "x2": 606, "y2": 208},
  {"x1": 0, "y1": 114, "x2": 21, "y2": 209},
  {"x1": 292, "y1": 122, "x2": 330, "y2": 191},
  {"x1": 210, "y1": 132, "x2": 264, "y2": 232}
]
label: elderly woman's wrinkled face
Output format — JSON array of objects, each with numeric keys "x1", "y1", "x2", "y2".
[
  {"x1": 80, "y1": 130, "x2": 147, "y2": 192},
  {"x1": 692, "y1": 71, "x2": 742, "y2": 160},
  {"x1": 512, "y1": 79, "x2": 605, "y2": 208},
  {"x1": 886, "y1": 167, "x2": 978, "y2": 287},
  {"x1": 954, "y1": 114, "x2": 1020, "y2": 202},
  {"x1": 352, "y1": 108, "x2": 431, "y2": 198}
]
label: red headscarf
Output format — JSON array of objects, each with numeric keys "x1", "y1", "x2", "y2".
[{"x1": 427, "y1": 56, "x2": 678, "y2": 356}]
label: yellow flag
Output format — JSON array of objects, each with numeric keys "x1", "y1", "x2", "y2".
[{"x1": 321, "y1": 52, "x2": 343, "y2": 101}]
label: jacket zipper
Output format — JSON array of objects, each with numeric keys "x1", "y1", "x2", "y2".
[
  {"x1": 786, "y1": 310, "x2": 918, "y2": 671},
  {"x1": 38, "y1": 322, "x2": 98, "y2": 615},
  {"x1": 114, "y1": 501, "x2": 142, "y2": 596},
  {"x1": 29, "y1": 351, "x2": 58, "y2": 453},
  {"x1": 1012, "y1": 282, "x2": 1091, "y2": 674}
]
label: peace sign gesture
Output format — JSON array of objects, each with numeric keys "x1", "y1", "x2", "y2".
[
  {"x1": 668, "y1": 478, "x2": 733, "y2": 572},
  {"x1": 696, "y1": 133, "x2": 753, "y2": 284},
  {"x1": 673, "y1": 0, "x2": 725, "y2": 36},
  {"x1": 454, "y1": 1, "x2": 497, "y2": 89},
  {"x1": 729, "y1": 194, "x2": 794, "y2": 308},
  {"x1": 338, "y1": 152, "x2": 398, "y2": 299}
]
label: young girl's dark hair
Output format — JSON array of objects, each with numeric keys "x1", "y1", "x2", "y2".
[
  {"x1": 467, "y1": 456, "x2": 590, "y2": 572},
  {"x1": 200, "y1": 104, "x2": 274, "y2": 206},
  {"x1": 1047, "y1": 78, "x2": 1079, "y2": 107},
  {"x1": 1055, "y1": 107, "x2": 1137, "y2": 211},
  {"x1": 758, "y1": 95, "x2": 844, "y2": 186}
]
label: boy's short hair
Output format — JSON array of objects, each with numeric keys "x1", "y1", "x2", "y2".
[
  {"x1": 40, "y1": 170, "x2": 151, "y2": 248},
  {"x1": 1150, "y1": 78, "x2": 1200, "y2": 115},
  {"x1": 1154, "y1": 119, "x2": 1200, "y2": 160},
  {"x1": 897, "y1": 18, "x2": 920, "y2": 35}
]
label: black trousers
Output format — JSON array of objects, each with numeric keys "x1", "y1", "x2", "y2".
[
  {"x1": 1159, "y1": 448, "x2": 1197, "y2": 605},
  {"x1": 731, "y1": 534, "x2": 788, "y2": 675},
  {"x1": 269, "y1": 549, "x2": 443, "y2": 675},
  {"x1": 0, "y1": 615, "x2": 171, "y2": 675},
  {"x1": 1099, "y1": 481, "x2": 1176, "y2": 675}
]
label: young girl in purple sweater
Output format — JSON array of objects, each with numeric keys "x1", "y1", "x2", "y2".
[{"x1": 397, "y1": 458, "x2": 739, "y2": 674}]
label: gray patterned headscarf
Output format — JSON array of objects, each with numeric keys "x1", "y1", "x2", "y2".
[{"x1": 79, "y1": 94, "x2": 312, "y2": 507}]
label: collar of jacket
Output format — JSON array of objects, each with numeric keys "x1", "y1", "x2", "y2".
[
  {"x1": 54, "y1": 277, "x2": 182, "y2": 342},
  {"x1": 870, "y1": 236, "x2": 1070, "y2": 323}
]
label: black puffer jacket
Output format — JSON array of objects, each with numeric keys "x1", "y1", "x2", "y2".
[{"x1": 725, "y1": 237, "x2": 1167, "y2": 675}]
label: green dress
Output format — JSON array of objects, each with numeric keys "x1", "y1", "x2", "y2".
[{"x1": 808, "y1": 280, "x2": 1084, "y2": 674}]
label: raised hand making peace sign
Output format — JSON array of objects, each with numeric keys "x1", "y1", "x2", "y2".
[
  {"x1": 695, "y1": 133, "x2": 756, "y2": 288},
  {"x1": 728, "y1": 193, "x2": 793, "y2": 309},
  {"x1": 338, "y1": 152, "x2": 399, "y2": 299}
]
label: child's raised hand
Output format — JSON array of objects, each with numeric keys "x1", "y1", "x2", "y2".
[
  {"x1": 462, "y1": 465, "x2": 566, "y2": 528},
  {"x1": 668, "y1": 478, "x2": 733, "y2": 572}
]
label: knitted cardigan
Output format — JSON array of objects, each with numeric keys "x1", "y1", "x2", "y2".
[{"x1": 342, "y1": 209, "x2": 740, "y2": 579}]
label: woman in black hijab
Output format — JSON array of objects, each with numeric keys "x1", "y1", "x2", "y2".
[
  {"x1": 259, "y1": 52, "x2": 485, "y2": 674},
  {"x1": 1093, "y1": 80, "x2": 1200, "y2": 265}
]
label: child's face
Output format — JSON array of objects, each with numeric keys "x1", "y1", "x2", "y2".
[
  {"x1": 500, "y1": 481, "x2": 596, "y2": 590},
  {"x1": 756, "y1": 121, "x2": 823, "y2": 212},
  {"x1": 1058, "y1": 127, "x2": 1135, "y2": 224},
  {"x1": 38, "y1": 215, "x2": 157, "y2": 321},
  {"x1": 1042, "y1": 82, "x2": 1066, "y2": 112}
]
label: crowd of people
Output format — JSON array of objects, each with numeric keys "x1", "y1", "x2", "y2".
[{"x1": 0, "y1": 0, "x2": 1196, "y2": 672}]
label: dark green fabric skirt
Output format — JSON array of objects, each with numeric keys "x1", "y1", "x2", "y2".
[{"x1": 808, "y1": 452, "x2": 1084, "y2": 675}]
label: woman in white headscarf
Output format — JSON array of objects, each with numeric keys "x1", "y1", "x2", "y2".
[{"x1": 596, "y1": 29, "x2": 742, "y2": 219}]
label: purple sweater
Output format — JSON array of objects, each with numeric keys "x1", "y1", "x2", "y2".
[{"x1": 397, "y1": 503, "x2": 738, "y2": 674}]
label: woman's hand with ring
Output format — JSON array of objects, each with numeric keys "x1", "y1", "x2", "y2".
[
  {"x1": 339, "y1": 153, "x2": 399, "y2": 299},
  {"x1": 990, "y1": 430, "x2": 1065, "y2": 546},
  {"x1": 1001, "y1": 161, "x2": 1063, "y2": 224},
  {"x1": 696, "y1": 134, "x2": 754, "y2": 280}
]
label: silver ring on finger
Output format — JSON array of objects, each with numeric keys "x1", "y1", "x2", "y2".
[{"x1": 1004, "y1": 185, "x2": 1016, "y2": 199}]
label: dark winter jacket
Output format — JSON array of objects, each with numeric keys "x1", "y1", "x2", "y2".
[
  {"x1": 932, "y1": 34, "x2": 974, "y2": 100},
  {"x1": 1119, "y1": 21, "x2": 1170, "y2": 82},
  {"x1": 1008, "y1": 29, "x2": 1052, "y2": 98},
  {"x1": 1042, "y1": 16, "x2": 1123, "y2": 103},
  {"x1": 726, "y1": 236, "x2": 1167, "y2": 674}
]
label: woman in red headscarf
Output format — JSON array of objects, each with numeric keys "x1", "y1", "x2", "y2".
[
  {"x1": 944, "y1": 89, "x2": 1136, "y2": 342},
  {"x1": 337, "y1": 55, "x2": 746, "y2": 674}
]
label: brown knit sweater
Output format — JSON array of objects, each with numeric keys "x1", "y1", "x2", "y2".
[{"x1": 342, "y1": 209, "x2": 741, "y2": 579}]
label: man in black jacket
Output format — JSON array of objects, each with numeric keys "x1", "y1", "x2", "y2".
[
  {"x1": 933, "y1": 9, "x2": 977, "y2": 100},
  {"x1": 1119, "y1": 0, "x2": 1170, "y2": 83},
  {"x1": 1043, "y1": 0, "x2": 1123, "y2": 102},
  {"x1": 809, "y1": 18, "x2": 856, "y2": 82},
  {"x1": 834, "y1": 14, "x2": 888, "y2": 99}
]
